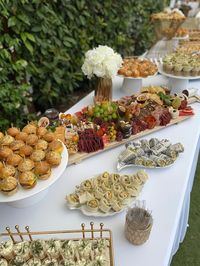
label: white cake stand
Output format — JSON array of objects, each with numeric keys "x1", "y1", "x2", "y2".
[
  {"x1": 0, "y1": 144, "x2": 68, "y2": 208},
  {"x1": 158, "y1": 65, "x2": 200, "y2": 94},
  {"x1": 119, "y1": 72, "x2": 158, "y2": 95}
]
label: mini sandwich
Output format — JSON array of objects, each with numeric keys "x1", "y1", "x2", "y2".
[
  {"x1": 30, "y1": 150, "x2": 46, "y2": 162},
  {"x1": 0, "y1": 135, "x2": 14, "y2": 146},
  {"x1": 18, "y1": 159, "x2": 35, "y2": 172},
  {"x1": 9, "y1": 140, "x2": 25, "y2": 151},
  {"x1": 0, "y1": 176, "x2": 18, "y2": 196},
  {"x1": 18, "y1": 171, "x2": 37, "y2": 189},
  {"x1": 43, "y1": 132, "x2": 56, "y2": 142},
  {"x1": 48, "y1": 140, "x2": 63, "y2": 154},
  {"x1": 34, "y1": 161, "x2": 51, "y2": 180},
  {"x1": 7, "y1": 127, "x2": 20, "y2": 137},
  {"x1": 26, "y1": 134, "x2": 38, "y2": 146},
  {"x1": 6, "y1": 154, "x2": 22, "y2": 166},
  {"x1": 22, "y1": 124, "x2": 37, "y2": 134},
  {"x1": 19, "y1": 145, "x2": 33, "y2": 157},
  {"x1": 0, "y1": 165, "x2": 16, "y2": 179},
  {"x1": 0, "y1": 147, "x2": 13, "y2": 160},
  {"x1": 45, "y1": 151, "x2": 61, "y2": 166}
]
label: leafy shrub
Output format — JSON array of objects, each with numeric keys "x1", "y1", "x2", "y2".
[{"x1": 0, "y1": 0, "x2": 166, "y2": 130}]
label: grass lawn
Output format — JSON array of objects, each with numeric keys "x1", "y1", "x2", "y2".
[{"x1": 171, "y1": 156, "x2": 200, "y2": 266}]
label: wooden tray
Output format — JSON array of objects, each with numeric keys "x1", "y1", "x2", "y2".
[{"x1": 68, "y1": 97, "x2": 198, "y2": 165}]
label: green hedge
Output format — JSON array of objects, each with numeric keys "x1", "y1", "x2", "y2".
[{"x1": 0, "y1": 0, "x2": 166, "y2": 130}]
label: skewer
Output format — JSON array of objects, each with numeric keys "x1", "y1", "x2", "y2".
[
  {"x1": 25, "y1": 226, "x2": 33, "y2": 241},
  {"x1": 5, "y1": 227, "x2": 15, "y2": 243},
  {"x1": 15, "y1": 225, "x2": 24, "y2": 241}
]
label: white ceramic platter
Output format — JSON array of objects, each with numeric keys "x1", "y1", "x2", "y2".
[
  {"x1": 158, "y1": 65, "x2": 200, "y2": 80},
  {"x1": 0, "y1": 143, "x2": 68, "y2": 203}
]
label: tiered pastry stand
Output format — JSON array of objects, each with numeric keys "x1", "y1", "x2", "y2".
[
  {"x1": 158, "y1": 65, "x2": 200, "y2": 94},
  {"x1": 119, "y1": 73, "x2": 158, "y2": 95}
]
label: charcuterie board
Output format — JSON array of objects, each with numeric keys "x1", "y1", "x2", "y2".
[{"x1": 67, "y1": 96, "x2": 198, "y2": 166}]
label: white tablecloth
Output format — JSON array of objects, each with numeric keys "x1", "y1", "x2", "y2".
[{"x1": 0, "y1": 75, "x2": 200, "y2": 266}]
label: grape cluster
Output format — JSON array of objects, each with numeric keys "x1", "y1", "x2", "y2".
[
  {"x1": 88, "y1": 102, "x2": 118, "y2": 122},
  {"x1": 107, "y1": 126, "x2": 117, "y2": 142}
]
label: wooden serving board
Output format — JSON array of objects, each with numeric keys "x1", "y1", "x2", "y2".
[{"x1": 68, "y1": 96, "x2": 198, "y2": 165}]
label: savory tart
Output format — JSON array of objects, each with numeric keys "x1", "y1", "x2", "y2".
[{"x1": 18, "y1": 171, "x2": 37, "y2": 189}]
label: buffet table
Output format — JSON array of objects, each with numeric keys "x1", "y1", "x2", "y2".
[{"x1": 0, "y1": 74, "x2": 200, "y2": 266}]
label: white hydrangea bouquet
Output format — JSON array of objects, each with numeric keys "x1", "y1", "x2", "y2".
[
  {"x1": 81, "y1": 45, "x2": 122, "y2": 79},
  {"x1": 81, "y1": 45, "x2": 122, "y2": 102}
]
